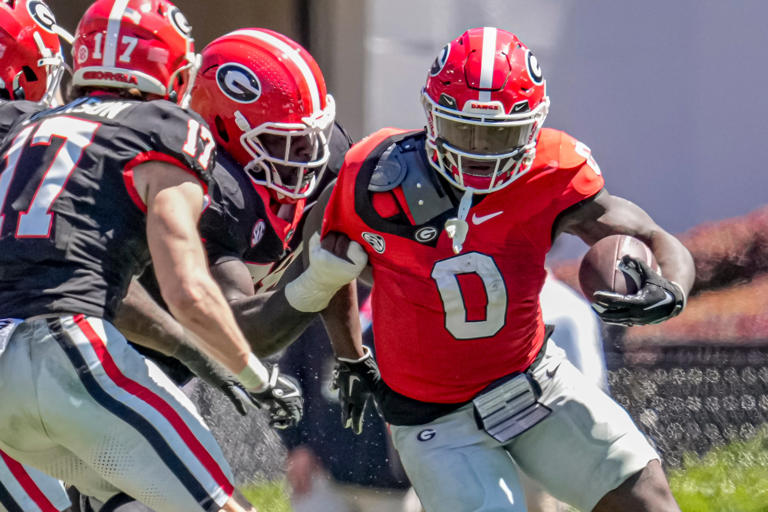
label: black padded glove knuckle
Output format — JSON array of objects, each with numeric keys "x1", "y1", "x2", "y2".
[{"x1": 593, "y1": 256, "x2": 685, "y2": 326}]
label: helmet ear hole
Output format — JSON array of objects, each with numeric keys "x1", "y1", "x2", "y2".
[
  {"x1": 214, "y1": 115, "x2": 229, "y2": 143},
  {"x1": 22, "y1": 66, "x2": 37, "y2": 82}
]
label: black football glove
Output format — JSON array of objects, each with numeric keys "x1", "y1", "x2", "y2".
[
  {"x1": 173, "y1": 343, "x2": 250, "y2": 416},
  {"x1": 248, "y1": 365, "x2": 304, "y2": 429},
  {"x1": 591, "y1": 255, "x2": 686, "y2": 326},
  {"x1": 331, "y1": 346, "x2": 381, "y2": 435}
]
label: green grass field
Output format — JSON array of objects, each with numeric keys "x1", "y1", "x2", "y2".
[
  {"x1": 668, "y1": 427, "x2": 768, "y2": 512},
  {"x1": 241, "y1": 480, "x2": 291, "y2": 512},
  {"x1": 241, "y1": 429, "x2": 768, "y2": 511}
]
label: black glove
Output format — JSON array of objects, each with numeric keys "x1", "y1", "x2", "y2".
[
  {"x1": 173, "y1": 343, "x2": 250, "y2": 416},
  {"x1": 331, "y1": 346, "x2": 381, "y2": 435},
  {"x1": 248, "y1": 365, "x2": 304, "y2": 429},
  {"x1": 591, "y1": 256, "x2": 686, "y2": 326}
]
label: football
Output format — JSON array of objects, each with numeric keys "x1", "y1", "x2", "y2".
[{"x1": 578, "y1": 234, "x2": 659, "y2": 299}]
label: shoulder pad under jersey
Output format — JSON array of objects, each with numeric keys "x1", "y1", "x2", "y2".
[
  {"x1": 536, "y1": 128, "x2": 589, "y2": 170},
  {"x1": 369, "y1": 132, "x2": 453, "y2": 224},
  {"x1": 326, "y1": 121, "x2": 354, "y2": 176}
]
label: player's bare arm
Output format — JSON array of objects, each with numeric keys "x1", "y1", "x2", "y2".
[
  {"x1": 208, "y1": 180, "x2": 365, "y2": 359},
  {"x1": 114, "y1": 280, "x2": 255, "y2": 415},
  {"x1": 557, "y1": 188, "x2": 695, "y2": 325},
  {"x1": 135, "y1": 160, "x2": 303, "y2": 429},
  {"x1": 307, "y1": 181, "x2": 365, "y2": 360},
  {"x1": 132, "y1": 160, "x2": 269, "y2": 385},
  {"x1": 114, "y1": 278, "x2": 188, "y2": 356}
]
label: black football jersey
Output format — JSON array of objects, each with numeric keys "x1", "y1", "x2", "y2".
[
  {"x1": 0, "y1": 99, "x2": 47, "y2": 140},
  {"x1": 200, "y1": 122, "x2": 352, "y2": 293},
  {"x1": 0, "y1": 95, "x2": 216, "y2": 320}
]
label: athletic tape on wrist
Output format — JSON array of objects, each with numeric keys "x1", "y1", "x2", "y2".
[
  {"x1": 284, "y1": 266, "x2": 339, "y2": 312},
  {"x1": 237, "y1": 353, "x2": 270, "y2": 392},
  {"x1": 337, "y1": 345, "x2": 372, "y2": 364}
]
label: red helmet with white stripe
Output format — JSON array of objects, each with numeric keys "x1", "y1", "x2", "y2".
[
  {"x1": 71, "y1": 0, "x2": 197, "y2": 104},
  {"x1": 0, "y1": 0, "x2": 69, "y2": 103},
  {"x1": 422, "y1": 27, "x2": 549, "y2": 194},
  {"x1": 189, "y1": 28, "x2": 335, "y2": 201}
]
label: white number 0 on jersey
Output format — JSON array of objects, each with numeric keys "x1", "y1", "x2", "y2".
[{"x1": 431, "y1": 252, "x2": 508, "y2": 339}]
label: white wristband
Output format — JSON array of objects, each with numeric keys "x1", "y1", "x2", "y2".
[
  {"x1": 237, "y1": 353, "x2": 270, "y2": 392},
  {"x1": 337, "y1": 345, "x2": 372, "y2": 364}
]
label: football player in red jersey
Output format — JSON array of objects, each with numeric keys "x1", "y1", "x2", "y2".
[
  {"x1": 0, "y1": 1, "x2": 301, "y2": 511},
  {"x1": 285, "y1": 27, "x2": 695, "y2": 511}
]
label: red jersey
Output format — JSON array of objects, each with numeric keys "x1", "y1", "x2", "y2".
[{"x1": 323, "y1": 127, "x2": 604, "y2": 403}]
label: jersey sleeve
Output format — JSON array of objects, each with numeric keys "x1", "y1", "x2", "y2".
[
  {"x1": 126, "y1": 100, "x2": 217, "y2": 190},
  {"x1": 322, "y1": 127, "x2": 413, "y2": 239},
  {"x1": 199, "y1": 165, "x2": 254, "y2": 264},
  {"x1": 548, "y1": 131, "x2": 605, "y2": 213},
  {"x1": 0, "y1": 100, "x2": 46, "y2": 140},
  {"x1": 321, "y1": 152, "x2": 356, "y2": 238},
  {"x1": 327, "y1": 121, "x2": 354, "y2": 176}
]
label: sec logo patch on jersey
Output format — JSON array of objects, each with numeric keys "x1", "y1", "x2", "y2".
[
  {"x1": 362, "y1": 232, "x2": 385, "y2": 254},
  {"x1": 251, "y1": 219, "x2": 265, "y2": 246}
]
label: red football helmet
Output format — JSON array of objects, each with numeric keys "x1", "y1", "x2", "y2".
[
  {"x1": 189, "y1": 28, "x2": 335, "y2": 201},
  {"x1": 422, "y1": 27, "x2": 550, "y2": 194},
  {"x1": 72, "y1": 0, "x2": 198, "y2": 104},
  {"x1": 0, "y1": 0, "x2": 69, "y2": 103}
]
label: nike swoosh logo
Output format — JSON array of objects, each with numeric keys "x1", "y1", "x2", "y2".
[
  {"x1": 471, "y1": 211, "x2": 503, "y2": 225},
  {"x1": 348, "y1": 375, "x2": 360, "y2": 395},
  {"x1": 644, "y1": 290, "x2": 674, "y2": 310}
]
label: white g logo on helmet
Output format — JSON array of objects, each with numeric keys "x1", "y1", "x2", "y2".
[
  {"x1": 526, "y1": 50, "x2": 543, "y2": 85},
  {"x1": 27, "y1": 0, "x2": 57, "y2": 33},
  {"x1": 429, "y1": 44, "x2": 451, "y2": 76},
  {"x1": 168, "y1": 6, "x2": 192, "y2": 39},
  {"x1": 216, "y1": 63, "x2": 261, "y2": 104}
]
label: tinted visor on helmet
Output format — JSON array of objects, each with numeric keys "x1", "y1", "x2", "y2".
[{"x1": 435, "y1": 116, "x2": 533, "y2": 155}]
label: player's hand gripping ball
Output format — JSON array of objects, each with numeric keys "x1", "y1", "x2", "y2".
[{"x1": 579, "y1": 235, "x2": 685, "y2": 326}]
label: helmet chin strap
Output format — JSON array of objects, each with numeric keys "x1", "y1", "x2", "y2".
[{"x1": 444, "y1": 187, "x2": 474, "y2": 254}]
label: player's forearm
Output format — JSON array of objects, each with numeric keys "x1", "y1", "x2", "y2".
[
  {"x1": 230, "y1": 289, "x2": 318, "y2": 358},
  {"x1": 113, "y1": 279, "x2": 186, "y2": 356},
  {"x1": 321, "y1": 282, "x2": 365, "y2": 360},
  {"x1": 645, "y1": 230, "x2": 695, "y2": 295},
  {"x1": 163, "y1": 273, "x2": 254, "y2": 374}
]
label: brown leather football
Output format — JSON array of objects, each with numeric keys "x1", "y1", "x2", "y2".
[{"x1": 578, "y1": 234, "x2": 659, "y2": 299}]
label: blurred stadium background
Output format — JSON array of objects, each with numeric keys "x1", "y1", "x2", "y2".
[{"x1": 50, "y1": 1, "x2": 768, "y2": 509}]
